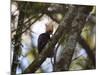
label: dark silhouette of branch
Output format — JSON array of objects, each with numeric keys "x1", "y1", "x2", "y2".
[
  {"x1": 72, "y1": 55, "x2": 83, "y2": 61},
  {"x1": 21, "y1": 14, "x2": 43, "y2": 34},
  {"x1": 11, "y1": 14, "x2": 43, "y2": 42},
  {"x1": 78, "y1": 36, "x2": 96, "y2": 68},
  {"x1": 11, "y1": 14, "x2": 43, "y2": 33},
  {"x1": 11, "y1": 16, "x2": 35, "y2": 33}
]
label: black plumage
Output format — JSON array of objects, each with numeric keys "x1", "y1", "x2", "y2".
[
  {"x1": 38, "y1": 24, "x2": 53, "y2": 57},
  {"x1": 38, "y1": 32, "x2": 50, "y2": 54}
]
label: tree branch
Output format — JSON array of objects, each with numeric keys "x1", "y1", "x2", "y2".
[
  {"x1": 78, "y1": 36, "x2": 96, "y2": 68},
  {"x1": 11, "y1": 14, "x2": 43, "y2": 33},
  {"x1": 46, "y1": 13, "x2": 60, "y2": 24},
  {"x1": 21, "y1": 14, "x2": 43, "y2": 34}
]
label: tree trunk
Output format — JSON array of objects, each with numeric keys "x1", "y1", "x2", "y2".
[{"x1": 11, "y1": 3, "x2": 25, "y2": 75}]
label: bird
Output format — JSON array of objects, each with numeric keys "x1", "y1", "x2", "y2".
[{"x1": 37, "y1": 24, "x2": 53, "y2": 57}]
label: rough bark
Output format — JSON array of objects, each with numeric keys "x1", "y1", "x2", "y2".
[{"x1": 54, "y1": 6, "x2": 93, "y2": 71}]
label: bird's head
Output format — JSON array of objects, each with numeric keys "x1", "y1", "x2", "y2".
[{"x1": 45, "y1": 23, "x2": 53, "y2": 34}]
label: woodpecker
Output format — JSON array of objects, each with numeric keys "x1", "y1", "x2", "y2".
[{"x1": 37, "y1": 24, "x2": 53, "y2": 57}]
